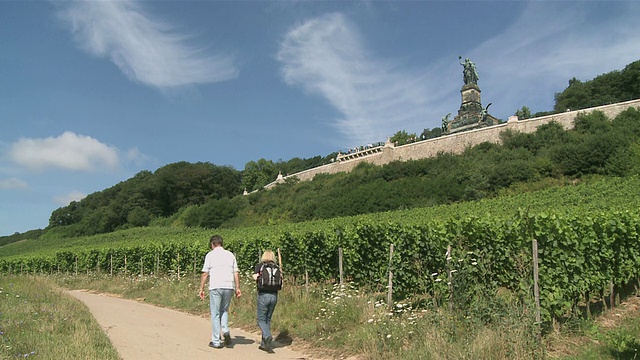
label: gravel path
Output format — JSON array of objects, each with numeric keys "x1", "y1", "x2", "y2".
[{"x1": 69, "y1": 290, "x2": 311, "y2": 360}]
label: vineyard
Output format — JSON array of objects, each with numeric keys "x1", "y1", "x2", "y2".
[{"x1": 2, "y1": 175, "x2": 640, "y2": 324}]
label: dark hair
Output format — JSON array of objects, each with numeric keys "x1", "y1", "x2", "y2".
[{"x1": 209, "y1": 235, "x2": 223, "y2": 248}]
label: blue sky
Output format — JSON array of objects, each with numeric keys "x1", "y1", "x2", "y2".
[{"x1": 1, "y1": 1, "x2": 639, "y2": 236}]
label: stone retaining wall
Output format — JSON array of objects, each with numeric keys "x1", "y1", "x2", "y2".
[{"x1": 265, "y1": 98, "x2": 640, "y2": 189}]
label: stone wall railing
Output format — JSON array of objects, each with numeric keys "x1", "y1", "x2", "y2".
[{"x1": 263, "y1": 98, "x2": 640, "y2": 190}]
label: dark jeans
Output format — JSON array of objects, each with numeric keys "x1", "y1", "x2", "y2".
[{"x1": 257, "y1": 292, "x2": 278, "y2": 346}]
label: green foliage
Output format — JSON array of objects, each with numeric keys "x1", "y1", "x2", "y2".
[
  {"x1": 390, "y1": 130, "x2": 418, "y2": 146},
  {"x1": 605, "y1": 328, "x2": 640, "y2": 357},
  {"x1": 554, "y1": 60, "x2": 640, "y2": 112},
  {"x1": 181, "y1": 198, "x2": 238, "y2": 229},
  {"x1": 515, "y1": 105, "x2": 532, "y2": 120},
  {"x1": 420, "y1": 126, "x2": 444, "y2": 140},
  {"x1": 4, "y1": 175, "x2": 640, "y2": 330},
  {"x1": 0, "y1": 229, "x2": 43, "y2": 247},
  {"x1": 241, "y1": 158, "x2": 276, "y2": 192},
  {"x1": 30, "y1": 66, "x2": 640, "y2": 239},
  {"x1": 45, "y1": 162, "x2": 242, "y2": 237}
]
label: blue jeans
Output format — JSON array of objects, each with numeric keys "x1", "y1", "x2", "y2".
[
  {"x1": 257, "y1": 292, "x2": 278, "y2": 346},
  {"x1": 209, "y1": 289, "x2": 233, "y2": 345}
]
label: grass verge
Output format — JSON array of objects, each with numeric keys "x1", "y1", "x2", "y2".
[
  {"x1": 8, "y1": 272, "x2": 639, "y2": 359},
  {"x1": 0, "y1": 275, "x2": 119, "y2": 360},
  {"x1": 51, "y1": 272, "x2": 545, "y2": 359}
]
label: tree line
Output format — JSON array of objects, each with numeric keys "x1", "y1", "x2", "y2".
[{"x1": 3, "y1": 60, "x2": 640, "y2": 242}]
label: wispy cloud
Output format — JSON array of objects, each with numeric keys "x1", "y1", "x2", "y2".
[
  {"x1": 470, "y1": 2, "x2": 640, "y2": 115},
  {"x1": 0, "y1": 177, "x2": 28, "y2": 190},
  {"x1": 54, "y1": 190, "x2": 86, "y2": 206},
  {"x1": 278, "y1": 4, "x2": 640, "y2": 141},
  {"x1": 277, "y1": 13, "x2": 433, "y2": 145},
  {"x1": 9, "y1": 131, "x2": 119, "y2": 172},
  {"x1": 58, "y1": 0, "x2": 238, "y2": 88},
  {"x1": 124, "y1": 147, "x2": 150, "y2": 167}
]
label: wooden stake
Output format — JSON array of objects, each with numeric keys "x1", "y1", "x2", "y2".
[
  {"x1": 388, "y1": 244, "x2": 394, "y2": 309},
  {"x1": 610, "y1": 280, "x2": 615, "y2": 308},
  {"x1": 446, "y1": 245, "x2": 453, "y2": 310},
  {"x1": 338, "y1": 247, "x2": 344, "y2": 285},
  {"x1": 193, "y1": 252, "x2": 197, "y2": 277},
  {"x1": 532, "y1": 239, "x2": 541, "y2": 324}
]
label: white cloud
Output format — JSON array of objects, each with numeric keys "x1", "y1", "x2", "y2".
[
  {"x1": 54, "y1": 190, "x2": 86, "y2": 206},
  {"x1": 277, "y1": 13, "x2": 434, "y2": 145},
  {"x1": 125, "y1": 147, "x2": 150, "y2": 166},
  {"x1": 58, "y1": 0, "x2": 238, "y2": 88},
  {"x1": 9, "y1": 131, "x2": 119, "y2": 172},
  {"x1": 0, "y1": 177, "x2": 28, "y2": 190},
  {"x1": 277, "y1": 4, "x2": 640, "y2": 141},
  {"x1": 469, "y1": 2, "x2": 640, "y2": 116}
]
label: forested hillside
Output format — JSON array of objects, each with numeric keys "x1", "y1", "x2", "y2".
[{"x1": 2, "y1": 60, "x2": 640, "y2": 243}]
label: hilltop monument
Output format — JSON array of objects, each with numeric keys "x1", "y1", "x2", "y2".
[{"x1": 443, "y1": 56, "x2": 499, "y2": 134}]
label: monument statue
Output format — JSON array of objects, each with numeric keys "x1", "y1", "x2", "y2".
[
  {"x1": 459, "y1": 56, "x2": 478, "y2": 85},
  {"x1": 443, "y1": 56, "x2": 498, "y2": 134},
  {"x1": 441, "y1": 113, "x2": 451, "y2": 131}
]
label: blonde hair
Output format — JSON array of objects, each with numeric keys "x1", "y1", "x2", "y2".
[{"x1": 261, "y1": 250, "x2": 276, "y2": 263}]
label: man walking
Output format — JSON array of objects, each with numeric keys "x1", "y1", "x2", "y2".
[{"x1": 199, "y1": 235, "x2": 242, "y2": 348}]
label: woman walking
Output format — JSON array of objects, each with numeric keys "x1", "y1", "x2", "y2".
[{"x1": 252, "y1": 250, "x2": 282, "y2": 353}]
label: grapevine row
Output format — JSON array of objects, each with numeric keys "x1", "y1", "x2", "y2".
[{"x1": 2, "y1": 209, "x2": 639, "y2": 323}]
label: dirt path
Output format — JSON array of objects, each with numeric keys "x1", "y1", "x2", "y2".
[{"x1": 69, "y1": 290, "x2": 312, "y2": 360}]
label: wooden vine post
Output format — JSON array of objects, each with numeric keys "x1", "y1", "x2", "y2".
[
  {"x1": 532, "y1": 239, "x2": 541, "y2": 325},
  {"x1": 387, "y1": 244, "x2": 394, "y2": 310},
  {"x1": 610, "y1": 280, "x2": 615, "y2": 309},
  {"x1": 193, "y1": 252, "x2": 197, "y2": 278},
  {"x1": 177, "y1": 252, "x2": 181, "y2": 278},
  {"x1": 446, "y1": 245, "x2": 453, "y2": 311},
  {"x1": 338, "y1": 247, "x2": 344, "y2": 286}
]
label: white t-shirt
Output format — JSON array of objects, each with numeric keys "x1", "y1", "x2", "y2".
[{"x1": 201, "y1": 247, "x2": 239, "y2": 290}]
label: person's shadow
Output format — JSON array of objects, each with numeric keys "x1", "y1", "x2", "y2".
[
  {"x1": 273, "y1": 330, "x2": 293, "y2": 348},
  {"x1": 227, "y1": 335, "x2": 254, "y2": 349}
]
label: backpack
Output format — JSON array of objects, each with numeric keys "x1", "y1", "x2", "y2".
[{"x1": 257, "y1": 262, "x2": 282, "y2": 292}]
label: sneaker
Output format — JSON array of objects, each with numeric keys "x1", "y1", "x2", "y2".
[
  {"x1": 259, "y1": 336, "x2": 274, "y2": 353},
  {"x1": 258, "y1": 345, "x2": 275, "y2": 353},
  {"x1": 209, "y1": 341, "x2": 223, "y2": 349},
  {"x1": 223, "y1": 332, "x2": 232, "y2": 346}
]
